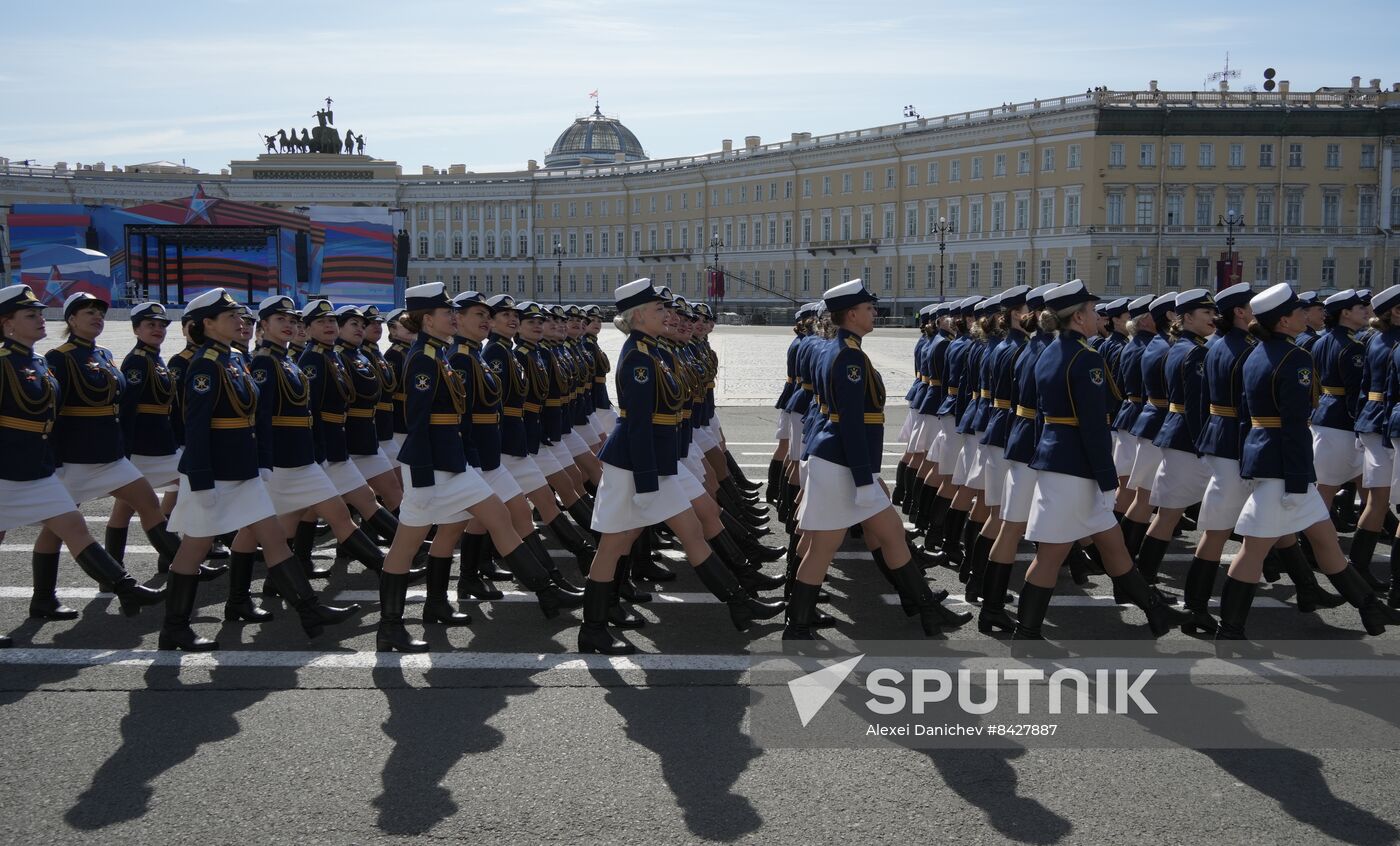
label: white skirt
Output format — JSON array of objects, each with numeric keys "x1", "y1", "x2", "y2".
[
  {"x1": 951, "y1": 434, "x2": 976, "y2": 487},
  {"x1": 981, "y1": 450, "x2": 1007, "y2": 508},
  {"x1": 926, "y1": 415, "x2": 955, "y2": 467},
  {"x1": 168, "y1": 476, "x2": 275, "y2": 538},
  {"x1": 400, "y1": 467, "x2": 494, "y2": 528},
  {"x1": 591, "y1": 463, "x2": 693, "y2": 533},
  {"x1": 265, "y1": 463, "x2": 339, "y2": 516},
  {"x1": 1112, "y1": 432, "x2": 1138, "y2": 478},
  {"x1": 1148, "y1": 447, "x2": 1211, "y2": 509},
  {"x1": 1001, "y1": 460, "x2": 1038, "y2": 524},
  {"x1": 380, "y1": 437, "x2": 401, "y2": 466},
  {"x1": 564, "y1": 430, "x2": 592, "y2": 458},
  {"x1": 897, "y1": 411, "x2": 914, "y2": 443},
  {"x1": 777, "y1": 409, "x2": 798, "y2": 441},
  {"x1": 797, "y1": 455, "x2": 891, "y2": 531},
  {"x1": 532, "y1": 444, "x2": 566, "y2": 477},
  {"x1": 676, "y1": 461, "x2": 707, "y2": 500},
  {"x1": 1026, "y1": 471, "x2": 1118, "y2": 544},
  {"x1": 1127, "y1": 441, "x2": 1164, "y2": 491},
  {"x1": 1358, "y1": 432, "x2": 1393, "y2": 489},
  {"x1": 481, "y1": 464, "x2": 524, "y2": 502},
  {"x1": 1236, "y1": 479, "x2": 1330, "y2": 538},
  {"x1": 965, "y1": 441, "x2": 988, "y2": 490},
  {"x1": 0, "y1": 475, "x2": 79, "y2": 531},
  {"x1": 323, "y1": 460, "x2": 368, "y2": 496},
  {"x1": 593, "y1": 407, "x2": 618, "y2": 434},
  {"x1": 1198, "y1": 455, "x2": 1251, "y2": 532},
  {"x1": 693, "y1": 423, "x2": 719, "y2": 452},
  {"x1": 351, "y1": 449, "x2": 394, "y2": 481},
  {"x1": 908, "y1": 413, "x2": 939, "y2": 454},
  {"x1": 547, "y1": 440, "x2": 575, "y2": 469},
  {"x1": 1312, "y1": 426, "x2": 1363, "y2": 487},
  {"x1": 131, "y1": 450, "x2": 182, "y2": 491},
  {"x1": 56, "y1": 459, "x2": 144, "y2": 506},
  {"x1": 502, "y1": 453, "x2": 548, "y2": 493}
]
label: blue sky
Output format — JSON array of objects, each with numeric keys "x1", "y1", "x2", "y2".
[{"x1": 3, "y1": 1, "x2": 1395, "y2": 174}]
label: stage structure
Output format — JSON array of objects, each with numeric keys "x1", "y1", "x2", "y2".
[{"x1": 6, "y1": 187, "x2": 396, "y2": 308}]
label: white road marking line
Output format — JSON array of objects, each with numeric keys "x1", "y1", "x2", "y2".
[{"x1": 0, "y1": 647, "x2": 1395, "y2": 678}]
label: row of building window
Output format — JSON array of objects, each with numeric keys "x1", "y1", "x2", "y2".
[
  {"x1": 413, "y1": 258, "x2": 1400, "y2": 298},
  {"x1": 1104, "y1": 187, "x2": 1400, "y2": 228},
  {"x1": 412, "y1": 142, "x2": 1395, "y2": 223},
  {"x1": 1108, "y1": 141, "x2": 1381, "y2": 170}
]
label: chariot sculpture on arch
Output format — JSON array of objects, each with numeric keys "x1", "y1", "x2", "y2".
[{"x1": 263, "y1": 97, "x2": 363, "y2": 155}]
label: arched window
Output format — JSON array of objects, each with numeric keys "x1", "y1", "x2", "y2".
[
  {"x1": 469, "y1": 235, "x2": 479, "y2": 256},
  {"x1": 417, "y1": 234, "x2": 428, "y2": 258},
  {"x1": 500, "y1": 232, "x2": 512, "y2": 257},
  {"x1": 433, "y1": 232, "x2": 446, "y2": 258},
  {"x1": 452, "y1": 235, "x2": 463, "y2": 257},
  {"x1": 519, "y1": 234, "x2": 529, "y2": 256},
  {"x1": 485, "y1": 234, "x2": 496, "y2": 257}
]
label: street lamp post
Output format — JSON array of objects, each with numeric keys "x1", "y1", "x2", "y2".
[
  {"x1": 930, "y1": 216, "x2": 955, "y2": 303},
  {"x1": 1217, "y1": 208, "x2": 1244, "y2": 289},
  {"x1": 709, "y1": 232, "x2": 724, "y2": 315},
  {"x1": 553, "y1": 239, "x2": 565, "y2": 305}
]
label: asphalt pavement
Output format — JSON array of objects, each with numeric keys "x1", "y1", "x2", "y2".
[{"x1": 2, "y1": 365, "x2": 1399, "y2": 843}]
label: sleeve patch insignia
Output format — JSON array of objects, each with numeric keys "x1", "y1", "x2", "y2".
[
  {"x1": 489, "y1": 359, "x2": 503, "y2": 373},
  {"x1": 1089, "y1": 368, "x2": 1104, "y2": 386},
  {"x1": 126, "y1": 368, "x2": 143, "y2": 384},
  {"x1": 303, "y1": 365, "x2": 317, "y2": 380},
  {"x1": 846, "y1": 364, "x2": 863, "y2": 383},
  {"x1": 633, "y1": 366, "x2": 650, "y2": 384},
  {"x1": 1195, "y1": 361, "x2": 1205, "y2": 375},
  {"x1": 1352, "y1": 354, "x2": 1365, "y2": 369},
  {"x1": 191, "y1": 374, "x2": 212, "y2": 394},
  {"x1": 414, "y1": 373, "x2": 432, "y2": 392},
  {"x1": 252, "y1": 369, "x2": 268, "y2": 384},
  {"x1": 1298, "y1": 368, "x2": 1312, "y2": 386}
]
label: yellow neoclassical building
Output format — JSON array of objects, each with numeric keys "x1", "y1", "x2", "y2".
[{"x1": 3, "y1": 80, "x2": 1398, "y2": 316}]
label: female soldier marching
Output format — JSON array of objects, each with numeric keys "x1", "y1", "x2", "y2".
[
  {"x1": 1215, "y1": 283, "x2": 1399, "y2": 641},
  {"x1": 0, "y1": 286, "x2": 163, "y2": 639}
]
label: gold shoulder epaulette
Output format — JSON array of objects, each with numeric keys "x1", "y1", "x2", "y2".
[
  {"x1": 56, "y1": 342, "x2": 75, "y2": 353},
  {"x1": 202, "y1": 348, "x2": 220, "y2": 361},
  {"x1": 844, "y1": 337, "x2": 860, "y2": 349}
]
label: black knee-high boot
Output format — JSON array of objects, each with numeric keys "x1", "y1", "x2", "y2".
[
  {"x1": 693, "y1": 555, "x2": 785, "y2": 631},
  {"x1": 578, "y1": 578, "x2": 635, "y2": 654},
  {"x1": 618, "y1": 534, "x2": 653, "y2": 603},
  {"x1": 1276, "y1": 543, "x2": 1345, "y2": 612},
  {"x1": 892, "y1": 461, "x2": 910, "y2": 508},
  {"x1": 711, "y1": 532, "x2": 786, "y2": 593},
  {"x1": 1326, "y1": 565, "x2": 1400, "y2": 636},
  {"x1": 501, "y1": 542, "x2": 572, "y2": 616},
  {"x1": 72, "y1": 543, "x2": 164, "y2": 616},
  {"x1": 376, "y1": 570, "x2": 428, "y2": 653},
  {"x1": 103, "y1": 526, "x2": 128, "y2": 564},
  {"x1": 1119, "y1": 519, "x2": 1148, "y2": 559},
  {"x1": 963, "y1": 533, "x2": 992, "y2": 603},
  {"x1": 565, "y1": 498, "x2": 601, "y2": 542},
  {"x1": 1180, "y1": 557, "x2": 1219, "y2": 636},
  {"x1": 766, "y1": 458, "x2": 784, "y2": 505},
  {"x1": 223, "y1": 550, "x2": 272, "y2": 622},
  {"x1": 28, "y1": 551, "x2": 77, "y2": 620},
  {"x1": 293, "y1": 520, "x2": 332, "y2": 578},
  {"x1": 423, "y1": 554, "x2": 473, "y2": 625},
  {"x1": 1214, "y1": 576, "x2": 1257, "y2": 641},
  {"x1": 266, "y1": 556, "x2": 361, "y2": 638},
  {"x1": 546, "y1": 514, "x2": 602, "y2": 578},
  {"x1": 457, "y1": 532, "x2": 503, "y2": 600},
  {"x1": 941, "y1": 508, "x2": 969, "y2": 565},
  {"x1": 337, "y1": 527, "x2": 385, "y2": 574},
  {"x1": 158, "y1": 572, "x2": 217, "y2": 651},
  {"x1": 1348, "y1": 528, "x2": 1390, "y2": 591},
  {"x1": 1111, "y1": 567, "x2": 1189, "y2": 637},
  {"x1": 631, "y1": 526, "x2": 677, "y2": 582},
  {"x1": 978, "y1": 563, "x2": 1016, "y2": 634},
  {"x1": 957, "y1": 519, "x2": 984, "y2": 583},
  {"x1": 1131, "y1": 534, "x2": 1178, "y2": 605},
  {"x1": 887, "y1": 560, "x2": 971, "y2": 635},
  {"x1": 1013, "y1": 583, "x2": 1055, "y2": 640},
  {"x1": 524, "y1": 531, "x2": 585, "y2": 597},
  {"x1": 782, "y1": 580, "x2": 824, "y2": 641}
]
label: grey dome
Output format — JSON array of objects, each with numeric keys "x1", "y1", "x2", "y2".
[{"x1": 544, "y1": 106, "x2": 647, "y2": 167}]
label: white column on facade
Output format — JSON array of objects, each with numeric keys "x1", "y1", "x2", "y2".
[{"x1": 1382, "y1": 142, "x2": 1394, "y2": 233}]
